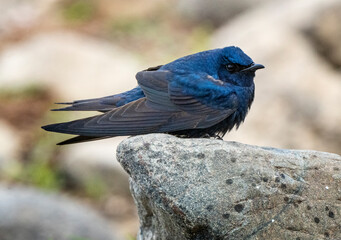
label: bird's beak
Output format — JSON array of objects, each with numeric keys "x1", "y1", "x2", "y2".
[{"x1": 241, "y1": 63, "x2": 265, "y2": 72}]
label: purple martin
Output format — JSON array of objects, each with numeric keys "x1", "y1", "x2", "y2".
[{"x1": 42, "y1": 46, "x2": 264, "y2": 145}]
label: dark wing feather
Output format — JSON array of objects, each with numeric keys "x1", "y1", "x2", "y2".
[
  {"x1": 53, "y1": 95, "x2": 123, "y2": 112},
  {"x1": 168, "y1": 73, "x2": 239, "y2": 115},
  {"x1": 137, "y1": 70, "x2": 237, "y2": 129},
  {"x1": 138, "y1": 70, "x2": 238, "y2": 115},
  {"x1": 53, "y1": 65, "x2": 163, "y2": 113},
  {"x1": 52, "y1": 87, "x2": 145, "y2": 112},
  {"x1": 43, "y1": 98, "x2": 174, "y2": 136},
  {"x1": 43, "y1": 98, "x2": 227, "y2": 137},
  {"x1": 135, "y1": 70, "x2": 176, "y2": 109}
]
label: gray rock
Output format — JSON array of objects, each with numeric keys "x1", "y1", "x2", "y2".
[
  {"x1": 0, "y1": 185, "x2": 122, "y2": 240},
  {"x1": 212, "y1": 0, "x2": 341, "y2": 154},
  {"x1": 117, "y1": 134, "x2": 341, "y2": 240},
  {"x1": 176, "y1": 0, "x2": 270, "y2": 26}
]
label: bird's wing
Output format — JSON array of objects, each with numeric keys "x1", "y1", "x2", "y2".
[
  {"x1": 135, "y1": 70, "x2": 178, "y2": 110},
  {"x1": 136, "y1": 70, "x2": 239, "y2": 129},
  {"x1": 169, "y1": 72, "x2": 239, "y2": 113},
  {"x1": 42, "y1": 97, "x2": 217, "y2": 137},
  {"x1": 42, "y1": 70, "x2": 238, "y2": 137},
  {"x1": 51, "y1": 65, "x2": 164, "y2": 112},
  {"x1": 137, "y1": 70, "x2": 238, "y2": 114},
  {"x1": 42, "y1": 98, "x2": 174, "y2": 136},
  {"x1": 52, "y1": 87, "x2": 145, "y2": 112}
]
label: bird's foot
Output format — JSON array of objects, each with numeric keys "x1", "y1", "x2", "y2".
[
  {"x1": 202, "y1": 134, "x2": 223, "y2": 140},
  {"x1": 202, "y1": 134, "x2": 211, "y2": 139},
  {"x1": 213, "y1": 134, "x2": 223, "y2": 140}
]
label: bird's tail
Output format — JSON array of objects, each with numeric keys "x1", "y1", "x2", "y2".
[
  {"x1": 56, "y1": 135, "x2": 112, "y2": 145},
  {"x1": 42, "y1": 98, "x2": 175, "y2": 144}
]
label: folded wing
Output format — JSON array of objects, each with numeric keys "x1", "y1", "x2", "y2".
[
  {"x1": 52, "y1": 87, "x2": 144, "y2": 112},
  {"x1": 43, "y1": 69, "x2": 238, "y2": 143}
]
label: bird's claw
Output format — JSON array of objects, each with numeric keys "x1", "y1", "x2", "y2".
[
  {"x1": 202, "y1": 133, "x2": 223, "y2": 140},
  {"x1": 213, "y1": 134, "x2": 223, "y2": 140},
  {"x1": 202, "y1": 134, "x2": 211, "y2": 138}
]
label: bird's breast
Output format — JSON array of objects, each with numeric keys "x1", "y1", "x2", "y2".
[{"x1": 235, "y1": 86, "x2": 255, "y2": 121}]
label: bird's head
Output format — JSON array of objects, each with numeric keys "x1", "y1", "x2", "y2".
[{"x1": 218, "y1": 46, "x2": 264, "y2": 87}]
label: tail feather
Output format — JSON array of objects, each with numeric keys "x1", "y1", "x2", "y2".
[{"x1": 57, "y1": 135, "x2": 111, "y2": 145}]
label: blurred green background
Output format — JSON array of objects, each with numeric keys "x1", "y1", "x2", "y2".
[{"x1": 0, "y1": 0, "x2": 340, "y2": 239}]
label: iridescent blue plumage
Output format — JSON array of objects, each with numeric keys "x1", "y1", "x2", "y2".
[{"x1": 42, "y1": 46, "x2": 264, "y2": 144}]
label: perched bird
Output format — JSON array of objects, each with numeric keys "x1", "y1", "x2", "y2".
[{"x1": 42, "y1": 46, "x2": 264, "y2": 145}]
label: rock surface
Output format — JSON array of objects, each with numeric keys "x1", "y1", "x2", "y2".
[
  {"x1": 211, "y1": 0, "x2": 341, "y2": 155},
  {"x1": 0, "y1": 185, "x2": 122, "y2": 240},
  {"x1": 117, "y1": 134, "x2": 341, "y2": 240}
]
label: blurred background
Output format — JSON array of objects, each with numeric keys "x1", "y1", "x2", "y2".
[{"x1": 0, "y1": 0, "x2": 340, "y2": 239}]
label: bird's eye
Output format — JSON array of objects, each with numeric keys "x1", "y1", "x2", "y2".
[{"x1": 226, "y1": 64, "x2": 237, "y2": 73}]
